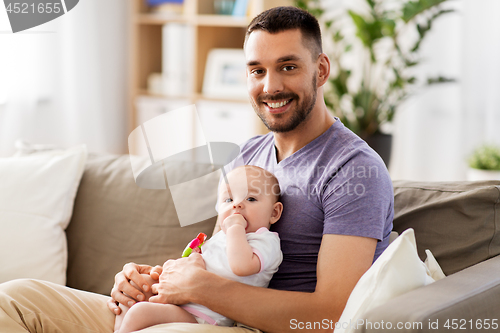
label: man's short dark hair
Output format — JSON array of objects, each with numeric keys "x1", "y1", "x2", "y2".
[{"x1": 245, "y1": 6, "x2": 322, "y2": 59}]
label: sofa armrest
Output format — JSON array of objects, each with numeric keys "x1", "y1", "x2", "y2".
[{"x1": 354, "y1": 255, "x2": 500, "y2": 332}]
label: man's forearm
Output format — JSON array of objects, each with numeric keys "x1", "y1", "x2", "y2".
[{"x1": 190, "y1": 270, "x2": 343, "y2": 333}]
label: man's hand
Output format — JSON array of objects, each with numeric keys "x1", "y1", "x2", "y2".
[
  {"x1": 149, "y1": 253, "x2": 206, "y2": 305},
  {"x1": 222, "y1": 214, "x2": 247, "y2": 233},
  {"x1": 107, "y1": 263, "x2": 163, "y2": 315}
]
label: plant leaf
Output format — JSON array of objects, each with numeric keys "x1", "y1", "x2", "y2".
[
  {"x1": 427, "y1": 76, "x2": 457, "y2": 84},
  {"x1": 402, "y1": 0, "x2": 449, "y2": 23},
  {"x1": 348, "y1": 10, "x2": 372, "y2": 47},
  {"x1": 411, "y1": 9, "x2": 454, "y2": 52},
  {"x1": 329, "y1": 69, "x2": 351, "y2": 97},
  {"x1": 348, "y1": 10, "x2": 384, "y2": 55}
]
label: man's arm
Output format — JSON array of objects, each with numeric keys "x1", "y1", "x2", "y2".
[
  {"x1": 107, "y1": 263, "x2": 162, "y2": 314},
  {"x1": 150, "y1": 234, "x2": 376, "y2": 333}
]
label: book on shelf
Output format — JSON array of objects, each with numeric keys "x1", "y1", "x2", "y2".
[
  {"x1": 148, "y1": 0, "x2": 184, "y2": 16},
  {"x1": 162, "y1": 22, "x2": 194, "y2": 97},
  {"x1": 146, "y1": 0, "x2": 183, "y2": 5},
  {"x1": 232, "y1": 0, "x2": 249, "y2": 17}
]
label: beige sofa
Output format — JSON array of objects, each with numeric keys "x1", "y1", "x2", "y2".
[{"x1": 65, "y1": 154, "x2": 500, "y2": 332}]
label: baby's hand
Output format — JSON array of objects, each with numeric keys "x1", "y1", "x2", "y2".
[{"x1": 222, "y1": 214, "x2": 247, "y2": 233}]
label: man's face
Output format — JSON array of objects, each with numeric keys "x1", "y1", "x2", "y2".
[{"x1": 244, "y1": 29, "x2": 318, "y2": 133}]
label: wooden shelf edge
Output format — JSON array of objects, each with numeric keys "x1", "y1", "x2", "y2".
[
  {"x1": 194, "y1": 15, "x2": 249, "y2": 27},
  {"x1": 135, "y1": 91, "x2": 249, "y2": 104},
  {"x1": 135, "y1": 13, "x2": 188, "y2": 25},
  {"x1": 194, "y1": 93, "x2": 250, "y2": 103},
  {"x1": 135, "y1": 13, "x2": 249, "y2": 27},
  {"x1": 137, "y1": 90, "x2": 193, "y2": 100}
]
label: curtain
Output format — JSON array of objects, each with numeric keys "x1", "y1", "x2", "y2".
[{"x1": 0, "y1": 0, "x2": 129, "y2": 157}]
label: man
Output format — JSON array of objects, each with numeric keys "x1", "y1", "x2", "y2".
[
  {"x1": 0, "y1": 6, "x2": 393, "y2": 333},
  {"x1": 108, "y1": 6, "x2": 393, "y2": 332}
]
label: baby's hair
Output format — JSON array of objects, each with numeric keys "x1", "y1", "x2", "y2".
[{"x1": 230, "y1": 165, "x2": 281, "y2": 202}]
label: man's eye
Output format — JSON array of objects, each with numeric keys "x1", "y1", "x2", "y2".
[
  {"x1": 283, "y1": 65, "x2": 296, "y2": 71},
  {"x1": 247, "y1": 197, "x2": 256, "y2": 202},
  {"x1": 250, "y1": 69, "x2": 264, "y2": 75},
  {"x1": 224, "y1": 198, "x2": 233, "y2": 203}
]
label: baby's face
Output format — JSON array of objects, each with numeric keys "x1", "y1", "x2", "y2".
[{"x1": 218, "y1": 167, "x2": 281, "y2": 233}]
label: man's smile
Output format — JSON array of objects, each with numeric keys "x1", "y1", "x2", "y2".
[{"x1": 263, "y1": 99, "x2": 293, "y2": 113}]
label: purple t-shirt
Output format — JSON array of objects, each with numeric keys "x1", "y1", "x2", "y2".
[{"x1": 223, "y1": 120, "x2": 394, "y2": 292}]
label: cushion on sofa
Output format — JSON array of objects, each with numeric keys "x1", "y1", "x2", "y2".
[
  {"x1": 335, "y1": 229, "x2": 440, "y2": 333},
  {"x1": 0, "y1": 145, "x2": 87, "y2": 285},
  {"x1": 392, "y1": 180, "x2": 500, "y2": 275},
  {"x1": 66, "y1": 154, "x2": 218, "y2": 295}
]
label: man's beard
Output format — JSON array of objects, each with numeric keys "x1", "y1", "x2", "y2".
[{"x1": 251, "y1": 75, "x2": 317, "y2": 133}]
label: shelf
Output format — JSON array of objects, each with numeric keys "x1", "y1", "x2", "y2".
[
  {"x1": 135, "y1": 13, "x2": 187, "y2": 25},
  {"x1": 137, "y1": 90, "x2": 249, "y2": 104},
  {"x1": 194, "y1": 15, "x2": 249, "y2": 27},
  {"x1": 135, "y1": 13, "x2": 249, "y2": 27},
  {"x1": 138, "y1": 90, "x2": 192, "y2": 100},
  {"x1": 193, "y1": 93, "x2": 250, "y2": 104},
  {"x1": 129, "y1": 0, "x2": 290, "y2": 136}
]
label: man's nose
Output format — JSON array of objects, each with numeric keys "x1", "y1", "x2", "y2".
[{"x1": 263, "y1": 72, "x2": 283, "y2": 94}]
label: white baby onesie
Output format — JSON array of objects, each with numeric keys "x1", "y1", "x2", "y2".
[{"x1": 181, "y1": 227, "x2": 282, "y2": 326}]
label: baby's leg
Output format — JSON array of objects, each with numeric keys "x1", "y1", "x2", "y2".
[
  {"x1": 118, "y1": 302, "x2": 198, "y2": 333},
  {"x1": 113, "y1": 303, "x2": 128, "y2": 333},
  {"x1": 114, "y1": 274, "x2": 157, "y2": 332}
]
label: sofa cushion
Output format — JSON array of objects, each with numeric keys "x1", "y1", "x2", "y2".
[
  {"x1": 335, "y1": 229, "x2": 439, "y2": 333},
  {"x1": 66, "y1": 154, "x2": 217, "y2": 295},
  {"x1": 0, "y1": 145, "x2": 87, "y2": 285},
  {"x1": 392, "y1": 180, "x2": 500, "y2": 275}
]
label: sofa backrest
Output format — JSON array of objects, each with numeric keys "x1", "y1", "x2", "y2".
[
  {"x1": 66, "y1": 154, "x2": 500, "y2": 295},
  {"x1": 65, "y1": 154, "x2": 218, "y2": 295},
  {"x1": 392, "y1": 180, "x2": 500, "y2": 275}
]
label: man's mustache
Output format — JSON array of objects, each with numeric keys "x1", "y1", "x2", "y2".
[{"x1": 257, "y1": 92, "x2": 298, "y2": 103}]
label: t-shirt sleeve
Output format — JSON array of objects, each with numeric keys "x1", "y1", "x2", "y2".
[
  {"x1": 321, "y1": 152, "x2": 393, "y2": 241},
  {"x1": 247, "y1": 228, "x2": 283, "y2": 274}
]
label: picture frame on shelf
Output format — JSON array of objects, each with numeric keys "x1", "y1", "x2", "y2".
[{"x1": 202, "y1": 48, "x2": 248, "y2": 100}]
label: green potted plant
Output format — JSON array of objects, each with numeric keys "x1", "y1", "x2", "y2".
[
  {"x1": 467, "y1": 144, "x2": 500, "y2": 181},
  {"x1": 295, "y1": 0, "x2": 455, "y2": 165}
]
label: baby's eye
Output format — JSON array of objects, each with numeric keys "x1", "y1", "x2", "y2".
[
  {"x1": 224, "y1": 198, "x2": 233, "y2": 203},
  {"x1": 247, "y1": 197, "x2": 256, "y2": 202}
]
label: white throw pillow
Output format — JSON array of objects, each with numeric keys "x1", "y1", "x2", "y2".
[
  {"x1": 334, "y1": 228, "x2": 444, "y2": 333},
  {"x1": 0, "y1": 145, "x2": 87, "y2": 285}
]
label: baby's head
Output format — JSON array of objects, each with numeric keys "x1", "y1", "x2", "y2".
[{"x1": 218, "y1": 165, "x2": 283, "y2": 233}]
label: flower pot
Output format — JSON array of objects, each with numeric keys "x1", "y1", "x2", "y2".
[
  {"x1": 364, "y1": 133, "x2": 392, "y2": 168},
  {"x1": 466, "y1": 168, "x2": 500, "y2": 181}
]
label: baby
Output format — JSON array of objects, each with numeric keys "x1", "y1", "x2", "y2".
[{"x1": 114, "y1": 165, "x2": 283, "y2": 332}]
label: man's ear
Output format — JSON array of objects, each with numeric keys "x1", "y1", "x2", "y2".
[
  {"x1": 317, "y1": 53, "x2": 331, "y2": 87},
  {"x1": 269, "y1": 202, "x2": 283, "y2": 225}
]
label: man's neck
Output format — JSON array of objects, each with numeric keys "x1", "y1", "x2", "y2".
[{"x1": 274, "y1": 103, "x2": 335, "y2": 163}]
